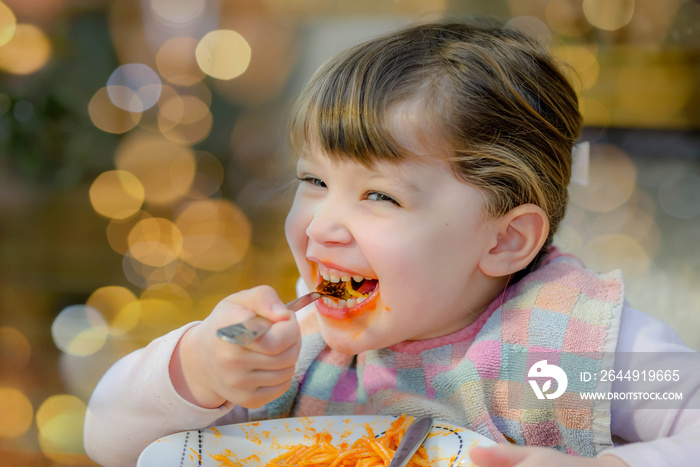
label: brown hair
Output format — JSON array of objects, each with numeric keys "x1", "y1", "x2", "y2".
[{"x1": 289, "y1": 19, "x2": 582, "y2": 276}]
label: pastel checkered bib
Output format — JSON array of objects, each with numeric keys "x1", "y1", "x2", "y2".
[{"x1": 257, "y1": 251, "x2": 624, "y2": 456}]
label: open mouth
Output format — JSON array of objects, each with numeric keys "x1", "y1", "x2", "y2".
[{"x1": 316, "y1": 273, "x2": 378, "y2": 310}]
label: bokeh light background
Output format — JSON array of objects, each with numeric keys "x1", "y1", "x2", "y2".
[{"x1": 0, "y1": 0, "x2": 698, "y2": 464}]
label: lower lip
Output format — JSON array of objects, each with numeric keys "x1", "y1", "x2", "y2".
[{"x1": 314, "y1": 286, "x2": 379, "y2": 320}]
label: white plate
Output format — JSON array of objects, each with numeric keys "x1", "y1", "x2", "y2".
[{"x1": 137, "y1": 415, "x2": 496, "y2": 467}]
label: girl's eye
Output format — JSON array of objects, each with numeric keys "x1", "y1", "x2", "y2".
[
  {"x1": 298, "y1": 176, "x2": 326, "y2": 188},
  {"x1": 366, "y1": 191, "x2": 401, "y2": 207}
]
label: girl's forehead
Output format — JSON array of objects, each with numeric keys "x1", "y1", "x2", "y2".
[
  {"x1": 383, "y1": 99, "x2": 451, "y2": 160},
  {"x1": 297, "y1": 99, "x2": 450, "y2": 170}
]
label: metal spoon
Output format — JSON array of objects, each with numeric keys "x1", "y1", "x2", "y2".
[
  {"x1": 216, "y1": 292, "x2": 323, "y2": 345},
  {"x1": 388, "y1": 416, "x2": 434, "y2": 467}
]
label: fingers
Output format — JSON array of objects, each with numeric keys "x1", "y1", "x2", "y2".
[
  {"x1": 223, "y1": 285, "x2": 291, "y2": 323},
  {"x1": 250, "y1": 336, "x2": 302, "y2": 369},
  {"x1": 249, "y1": 366, "x2": 297, "y2": 388},
  {"x1": 211, "y1": 350, "x2": 298, "y2": 409},
  {"x1": 470, "y1": 445, "x2": 530, "y2": 467},
  {"x1": 180, "y1": 285, "x2": 304, "y2": 410},
  {"x1": 221, "y1": 286, "x2": 302, "y2": 355},
  {"x1": 470, "y1": 445, "x2": 590, "y2": 467},
  {"x1": 233, "y1": 380, "x2": 295, "y2": 409},
  {"x1": 245, "y1": 314, "x2": 301, "y2": 356},
  {"x1": 211, "y1": 322, "x2": 301, "y2": 373}
]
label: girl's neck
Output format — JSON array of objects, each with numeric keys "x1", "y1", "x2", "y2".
[
  {"x1": 390, "y1": 274, "x2": 510, "y2": 352},
  {"x1": 469, "y1": 273, "x2": 512, "y2": 324}
]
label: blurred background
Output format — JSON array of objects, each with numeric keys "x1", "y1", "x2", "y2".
[{"x1": 0, "y1": 0, "x2": 698, "y2": 464}]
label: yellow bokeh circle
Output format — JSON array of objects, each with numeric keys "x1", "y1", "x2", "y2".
[
  {"x1": 128, "y1": 217, "x2": 184, "y2": 267},
  {"x1": 86, "y1": 286, "x2": 141, "y2": 336},
  {"x1": 89, "y1": 170, "x2": 145, "y2": 220},
  {"x1": 0, "y1": 326, "x2": 31, "y2": 372},
  {"x1": 583, "y1": 0, "x2": 635, "y2": 31},
  {"x1": 88, "y1": 87, "x2": 141, "y2": 134},
  {"x1": 551, "y1": 45, "x2": 599, "y2": 92},
  {"x1": 545, "y1": 0, "x2": 592, "y2": 37},
  {"x1": 0, "y1": 1, "x2": 17, "y2": 47},
  {"x1": 36, "y1": 395, "x2": 87, "y2": 462},
  {"x1": 106, "y1": 210, "x2": 152, "y2": 256},
  {"x1": 196, "y1": 29, "x2": 251, "y2": 80},
  {"x1": 176, "y1": 199, "x2": 252, "y2": 271},
  {"x1": 0, "y1": 387, "x2": 33, "y2": 439},
  {"x1": 0, "y1": 23, "x2": 52, "y2": 75},
  {"x1": 156, "y1": 36, "x2": 205, "y2": 86},
  {"x1": 115, "y1": 132, "x2": 196, "y2": 205},
  {"x1": 158, "y1": 94, "x2": 212, "y2": 145}
]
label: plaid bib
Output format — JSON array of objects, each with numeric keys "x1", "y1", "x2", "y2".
[{"x1": 257, "y1": 250, "x2": 623, "y2": 456}]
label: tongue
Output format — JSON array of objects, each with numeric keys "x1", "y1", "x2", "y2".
[{"x1": 357, "y1": 279, "x2": 378, "y2": 295}]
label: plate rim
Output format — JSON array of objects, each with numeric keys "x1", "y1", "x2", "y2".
[{"x1": 137, "y1": 415, "x2": 496, "y2": 467}]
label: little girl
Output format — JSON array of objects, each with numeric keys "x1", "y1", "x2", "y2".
[{"x1": 84, "y1": 19, "x2": 699, "y2": 467}]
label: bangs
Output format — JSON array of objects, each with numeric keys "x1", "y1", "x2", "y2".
[{"x1": 288, "y1": 37, "x2": 438, "y2": 165}]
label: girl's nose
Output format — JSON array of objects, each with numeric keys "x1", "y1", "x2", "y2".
[{"x1": 305, "y1": 201, "x2": 353, "y2": 245}]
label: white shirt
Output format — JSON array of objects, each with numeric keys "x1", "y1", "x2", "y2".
[{"x1": 602, "y1": 305, "x2": 700, "y2": 465}]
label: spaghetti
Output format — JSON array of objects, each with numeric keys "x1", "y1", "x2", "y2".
[{"x1": 262, "y1": 414, "x2": 431, "y2": 467}]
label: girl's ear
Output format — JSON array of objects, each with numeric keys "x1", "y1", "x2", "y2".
[{"x1": 479, "y1": 204, "x2": 550, "y2": 278}]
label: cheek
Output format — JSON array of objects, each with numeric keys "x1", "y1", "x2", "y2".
[
  {"x1": 285, "y1": 193, "x2": 306, "y2": 238},
  {"x1": 356, "y1": 228, "x2": 429, "y2": 299},
  {"x1": 285, "y1": 199, "x2": 311, "y2": 265},
  {"x1": 378, "y1": 224, "x2": 481, "y2": 294}
]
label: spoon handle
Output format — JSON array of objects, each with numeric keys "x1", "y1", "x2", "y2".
[
  {"x1": 388, "y1": 416, "x2": 433, "y2": 467},
  {"x1": 216, "y1": 292, "x2": 322, "y2": 345}
]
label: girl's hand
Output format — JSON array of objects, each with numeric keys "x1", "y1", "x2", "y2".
[
  {"x1": 470, "y1": 445, "x2": 629, "y2": 467},
  {"x1": 170, "y1": 286, "x2": 302, "y2": 409}
]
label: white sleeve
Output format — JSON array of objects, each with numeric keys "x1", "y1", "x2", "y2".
[
  {"x1": 600, "y1": 302, "x2": 700, "y2": 466},
  {"x1": 84, "y1": 323, "x2": 249, "y2": 467}
]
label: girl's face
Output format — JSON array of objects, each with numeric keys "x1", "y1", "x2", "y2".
[{"x1": 285, "y1": 148, "x2": 499, "y2": 354}]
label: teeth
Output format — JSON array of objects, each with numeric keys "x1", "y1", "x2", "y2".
[
  {"x1": 357, "y1": 296, "x2": 366, "y2": 303},
  {"x1": 319, "y1": 296, "x2": 364, "y2": 309},
  {"x1": 317, "y1": 265, "x2": 372, "y2": 284}
]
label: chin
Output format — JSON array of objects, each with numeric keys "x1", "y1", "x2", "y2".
[
  {"x1": 323, "y1": 335, "x2": 375, "y2": 356},
  {"x1": 317, "y1": 318, "x2": 392, "y2": 355}
]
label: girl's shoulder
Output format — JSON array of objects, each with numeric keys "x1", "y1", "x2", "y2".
[{"x1": 617, "y1": 301, "x2": 693, "y2": 352}]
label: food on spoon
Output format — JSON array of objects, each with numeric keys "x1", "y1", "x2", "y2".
[
  {"x1": 316, "y1": 280, "x2": 353, "y2": 300},
  {"x1": 316, "y1": 278, "x2": 378, "y2": 301}
]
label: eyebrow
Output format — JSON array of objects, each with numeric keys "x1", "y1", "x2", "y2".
[
  {"x1": 298, "y1": 152, "x2": 425, "y2": 195},
  {"x1": 364, "y1": 170, "x2": 421, "y2": 194}
]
